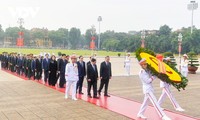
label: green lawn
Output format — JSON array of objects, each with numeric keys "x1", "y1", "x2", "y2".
[{"x1": 0, "y1": 48, "x2": 133, "y2": 56}]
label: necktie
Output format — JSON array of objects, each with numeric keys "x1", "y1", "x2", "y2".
[{"x1": 93, "y1": 65, "x2": 95, "y2": 71}]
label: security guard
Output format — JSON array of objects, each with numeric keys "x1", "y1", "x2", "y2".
[
  {"x1": 124, "y1": 53, "x2": 131, "y2": 76},
  {"x1": 181, "y1": 54, "x2": 189, "y2": 77}
]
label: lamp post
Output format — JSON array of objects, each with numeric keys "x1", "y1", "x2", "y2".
[
  {"x1": 97, "y1": 16, "x2": 102, "y2": 50},
  {"x1": 141, "y1": 30, "x2": 145, "y2": 48},
  {"x1": 17, "y1": 18, "x2": 24, "y2": 30},
  {"x1": 187, "y1": 1, "x2": 198, "y2": 34},
  {"x1": 178, "y1": 33, "x2": 183, "y2": 72},
  {"x1": 90, "y1": 25, "x2": 96, "y2": 55}
]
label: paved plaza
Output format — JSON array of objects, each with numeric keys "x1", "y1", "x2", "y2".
[
  {"x1": 0, "y1": 70, "x2": 130, "y2": 120},
  {"x1": 0, "y1": 57, "x2": 199, "y2": 120}
]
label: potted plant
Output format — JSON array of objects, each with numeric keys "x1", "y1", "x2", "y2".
[{"x1": 187, "y1": 52, "x2": 199, "y2": 74}]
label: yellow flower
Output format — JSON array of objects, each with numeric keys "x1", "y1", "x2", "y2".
[{"x1": 140, "y1": 52, "x2": 181, "y2": 83}]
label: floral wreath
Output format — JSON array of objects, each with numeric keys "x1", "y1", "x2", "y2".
[{"x1": 135, "y1": 48, "x2": 188, "y2": 91}]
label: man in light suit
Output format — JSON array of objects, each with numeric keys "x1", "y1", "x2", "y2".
[
  {"x1": 76, "y1": 55, "x2": 86, "y2": 94},
  {"x1": 98, "y1": 56, "x2": 112, "y2": 97}
]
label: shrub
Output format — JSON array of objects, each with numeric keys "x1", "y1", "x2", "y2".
[
  {"x1": 58, "y1": 52, "x2": 62, "y2": 56},
  {"x1": 118, "y1": 53, "x2": 121, "y2": 57},
  {"x1": 187, "y1": 51, "x2": 199, "y2": 67}
]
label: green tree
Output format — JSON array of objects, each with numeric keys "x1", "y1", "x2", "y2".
[
  {"x1": 5, "y1": 27, "x2": 20, "y2": 45},
  {"x1": 49, "y1": 29, "x2": 68, "y2": 48},
  {"x1": 189, "y1": 29, "x2": 200, "y2": 53},
  {"x1": 0, "y1": 24, "x2": 4, "y2": 42},
  {"x1": 102, "y1": 38, "x2": 119, "y2": 51},
  {"x1": 100, "y1": 30, "x2": 115, "y2": 49},
  {"x1": 22, "y1": 29, "x2": 31, "y2": 45},
  {"x1": 57, "y1": 28, "x2": 69, "y2": 48},
  {"x1": 158, "y1": 25, "x2": 172, "y2": 36},
  {"x1": 31, "y1": 28, "x2": 45, "y2": 40},
  {"x1": 69, "y1": 27, "x2": 81, "y2": 49}
]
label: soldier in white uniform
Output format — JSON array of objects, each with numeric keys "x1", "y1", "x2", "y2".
[
  {"x1": 181, "y1": 54, "x2": 189, "y2": 77},
  {"x1": 65, "y1": 55, "x2": 79, "y2": 100},
  {"x1": 93, "y1": 53, "x2": 97, "y2": 59},
  {"x1": 124, "y1": 53, "x2": 131, "y2": 76},
  {"x1": 158, "y1": 57, "x2": 185, "y2": 112},
  {"x1": 137, "y1": 58, "x2": 171, "y2": 120},
  {"x1": 158, "y1": 81, "x2": 185, "y2": 112}
]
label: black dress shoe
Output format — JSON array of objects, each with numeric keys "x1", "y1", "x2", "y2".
[
  {"x1": 88, "y1": 95, "x2": 92, "y2": 98},
  {"x1": 104, "y1": 95, "x2": 110, "y2": 97},
  {"x1": 79, "y1": 92, "x2": 84, "y2": 95},
  {"x1": 93, "y1": 96, "x2": 99, "y2": 99},
  {"x1": 98, "y1": 90, "x2": 101, "y2": 96}
]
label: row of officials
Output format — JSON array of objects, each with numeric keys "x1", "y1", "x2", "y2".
[{"x1": 0, "y1": 52, "x2": 112, "y2": 100}]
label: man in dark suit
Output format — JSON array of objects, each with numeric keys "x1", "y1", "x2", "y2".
[
  {"x1": 58, "y1": 54, "x2": 67, "y2": 88},
  {"x1": 2, "y1": 52, "x2": 8, "y2": 69},
  {"x1": 87, "y1": 58, "x2": 99, "y2": 98},
  {"x1": 42, "y1": 54, "x2": 50, "y2": 83},
  {"x1": 3, "y1": 53, "x2": 7, "y2": 69},
  {"x1": 35, "y1": 55, "x2": 42, "y2": 80},
  {"x1": 86, "y1": 56, "x2": 92, "y2": 67},
  {"x1": 31, "y1": 56, "x2": 37, "y2": 80},
  {"x1": 98, "y1": 56, "x2": 112, "y2": 97},
  {"x1": 16, "y1": 55, "x2": 23, "y2": 75},
  {"x1": 26, "y1": 54, "x2": 32, "y2": 80},
  {"x1": 23, "y1": 55, "x2": 27, "y2": 77},
  {"x1": 11, "y1": 53, "x2": 17, "y2": 72},
  {"x1": 76, "y1": 55, "x2": 86, "y2": 94}
]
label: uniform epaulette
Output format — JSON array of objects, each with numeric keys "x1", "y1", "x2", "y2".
[{"x1": 140, "y1": 69, "x2": 144, "y2": 73}]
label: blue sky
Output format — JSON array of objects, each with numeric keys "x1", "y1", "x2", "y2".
[{"x1": 0, "y1": 0, "x2": 199, "y2": 33}]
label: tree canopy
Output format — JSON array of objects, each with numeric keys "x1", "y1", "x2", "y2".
[{"x1": 0, "y1": 24, "x2": 199, "y2": 54}]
